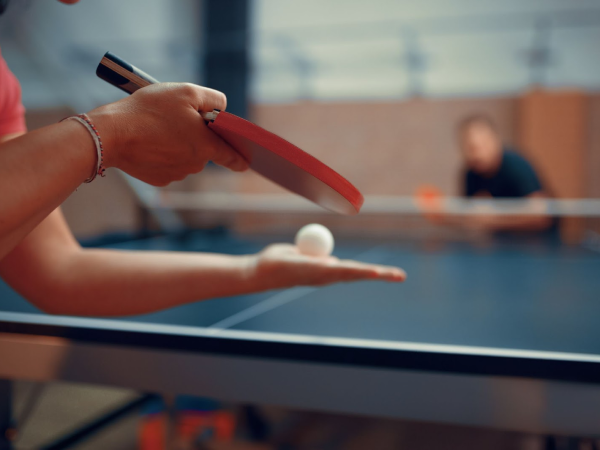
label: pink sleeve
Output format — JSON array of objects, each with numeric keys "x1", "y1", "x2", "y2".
[{"x1": 0, "y1": 50, "x2": 27, "y2": 136}]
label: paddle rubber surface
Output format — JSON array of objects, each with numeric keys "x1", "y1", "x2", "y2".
[{"x1": 208, "y1": 111, "x2": 364, "y2": 215}]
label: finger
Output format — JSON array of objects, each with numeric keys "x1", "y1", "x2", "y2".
[
  {"x1": 308, "y1": 262, "x2": 405, "y2": 286},
  {"x1": 184, "y1": 84, "x2": 228, "y2": 112},
  {"x1": 324, "y1": 267, "x2": 380, "y2": 284},
  {"x1": 201, "y1": 87, "x2": 228, "y2": 111},
  {"x1": 363, "y1": 263, "x2": 407, "y2": 281},
  {"x1": 185, "y1": 85, "x2": 247, "y2": 171},
  {"x1": 371, "y1": 266, "x2": 407, "y2": 282},
  {"x1": 343, "y1": 268, "x2": 405, "y2": 283},
  {"x1": 200, "y1": 126, "x2": 249, "y2": 172},
  {"x1": 331, "y1": 261, "x2": 406, "y2": 282}
]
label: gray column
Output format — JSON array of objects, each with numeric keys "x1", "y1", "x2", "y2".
[{"x1": 203, "y1": 0, "x2": 250, "y2": 119}]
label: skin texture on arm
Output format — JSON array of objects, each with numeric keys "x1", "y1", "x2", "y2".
[
  {"x1": 0, "y1": 208, "x2": 405, "y2": 317},
  {"x1": 0, "y1": 122, "x2": 96, "y2": 258},
  {"x1": 0, "y1": 209, "x2": 255, "y2": 316}
]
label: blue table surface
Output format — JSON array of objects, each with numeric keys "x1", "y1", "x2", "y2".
[{"x1": 1, "y1": 231, "x2": 599, "y2": 356}]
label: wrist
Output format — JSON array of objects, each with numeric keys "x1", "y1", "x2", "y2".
[
  {"x1": 61, "y1": 119, "x2": 98, "y2": 183},
  {"x1": 87, "y1": 105, "x2": 119, "y2": 168}
]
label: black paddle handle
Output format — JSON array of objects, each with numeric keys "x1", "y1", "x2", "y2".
[
  {"x1": 96, "y1": 52, "x2": 218, "y2": 121},
  {"x1": 96, "y1": 52, "x2": 159, "y2": 94}
]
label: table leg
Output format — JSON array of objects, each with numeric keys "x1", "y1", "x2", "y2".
[
  {"x1": 163, "y1": 394, "x2": 177, "y2": 450},
  {"x1": 0, "y1": 379, "x2": 13, "y2": 450}
]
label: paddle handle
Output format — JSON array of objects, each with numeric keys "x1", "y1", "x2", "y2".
[
  {"x1": 96, "y1": 52, "x2": 217, "y2": 121},
  {"x1": 96, "y1": 52, "x2": 158, "y2": 94}
]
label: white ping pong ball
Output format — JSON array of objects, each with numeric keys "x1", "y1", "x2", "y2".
[{"x1": 295, "y1": 224, "x2": 334, "y2": 257}]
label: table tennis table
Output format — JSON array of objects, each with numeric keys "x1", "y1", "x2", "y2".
[{"x1": 1, "y1": 229, "x2": 600, "y2": 443}]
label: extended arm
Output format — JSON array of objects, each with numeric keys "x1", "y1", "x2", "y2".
[
  {"x1": 460, "y1": 191, "x2": 553, "y2": 232},
  {"x1": 0, "y1": 209, "x2": 405, "y2": 317}
]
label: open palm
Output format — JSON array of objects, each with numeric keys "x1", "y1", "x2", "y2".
[{"x1": 251, "y1": 244, "x2": 406, "y2": 291}]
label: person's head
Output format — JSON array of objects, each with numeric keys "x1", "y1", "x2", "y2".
[{"x1": 457, "y1": 114, "x2": 503, "y2": 175}]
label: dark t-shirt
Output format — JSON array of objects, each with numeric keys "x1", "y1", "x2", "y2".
[
  {"x1": 464, "y1": 148, "x2": 559, "y2": 239},
  {"x1": 464, "y1": 149, "x2": 542, "y2": 198}
]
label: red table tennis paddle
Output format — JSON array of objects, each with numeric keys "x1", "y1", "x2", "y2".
[
  {"x1": 96, "y1": 52, "x2": 363, "y2": 215},
  {"x1": 415, "y1": 184, "x2": 444, "y2": 224}
]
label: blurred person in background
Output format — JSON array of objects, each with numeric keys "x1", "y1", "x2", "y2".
[
  {"x1": 451, "y1": 114, "x2": 555, "y2": 234},
  {"x1": 0, "y1": 0, "x2": 405, "y2": 318}
]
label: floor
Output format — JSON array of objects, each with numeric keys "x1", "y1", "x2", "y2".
[
  {"x1": 11, "y1": 382, "x2": 138, "y2": 450},
  {"x1": 8, "y1": 381, "x2": 597, "y2": 450}
]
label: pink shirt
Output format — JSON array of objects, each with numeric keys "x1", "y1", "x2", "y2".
[{"x1": 0, "y1": 46, "x2": 26, "y2": 136}]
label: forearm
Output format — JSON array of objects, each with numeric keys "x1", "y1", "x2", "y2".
[
  {"x1": 1, "y1": 205, "x2": 259, "y2": 317},
  {"x1": 31, "y1": 248, "x2": 258, "y2": 317},
  {"x1": 479, "y1": 214, "x2": 553, "y2": 232},
  {"x1": 1, "y1": 210, "x2": 405, "y2": 318},
  {"x1": 439, "y1": 213, "x2": 552, "y2": 233},
  {"x1": 0, "y1": 121, "x2": 95, "y2": 257}
]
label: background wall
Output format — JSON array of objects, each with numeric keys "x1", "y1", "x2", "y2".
[
  {"x1": 0, "y1": 0, "x2": 202, "y2": 112},
  {"x1": 2, "y1": 0, "x2": 599, "y2": 240},
  {"x1": 251, "y1": 0, "x2": 600, "y2": 102},
  {"x1": 246, "y1": 97, "x2": 518, "y2": 197},
  {"x1": 25, "y1": 91, "x2": 598, "y2": 239}
]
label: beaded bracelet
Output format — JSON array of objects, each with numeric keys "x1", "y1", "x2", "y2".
[{"x1": 61, "y1": 113, "x2": 106, "y2": 183}]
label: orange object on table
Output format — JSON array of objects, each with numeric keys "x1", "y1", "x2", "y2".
[{"x1": 415, "y1": 184, "x2": 445, "y2": 224}]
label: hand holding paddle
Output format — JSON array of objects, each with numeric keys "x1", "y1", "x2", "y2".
[
  {"x1": 88, "y1": 83, "x2": 249, "y2": 186},
  {"x1": 96, "y1": 52, "x2": 363, "y2": 215}
]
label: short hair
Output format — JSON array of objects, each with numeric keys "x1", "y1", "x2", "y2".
[{"x1": 457, "y1": 114, "x2": 498, "y2": 136}]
